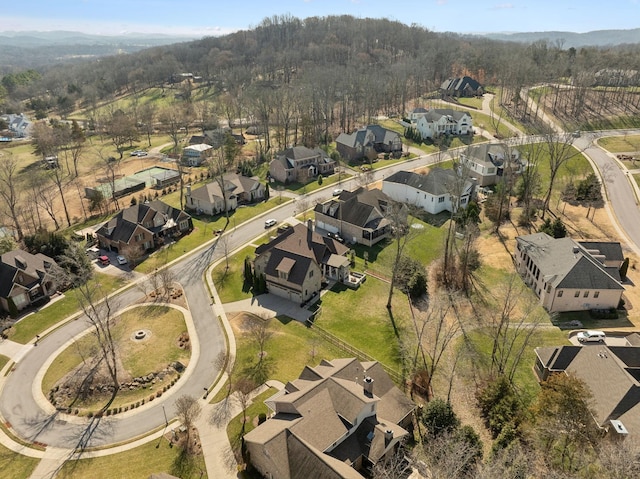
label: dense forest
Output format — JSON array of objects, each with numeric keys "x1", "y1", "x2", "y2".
[{"x1": 2, "y1": 14, "x2": 640, "y2": 138}]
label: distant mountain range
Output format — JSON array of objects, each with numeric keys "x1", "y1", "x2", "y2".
[
  {"x1": 0, "y1": 30, "x2": 201, "y2": 71},
  {"x1": 482, "y1": 28, "x2": 640, "y2": 48}
]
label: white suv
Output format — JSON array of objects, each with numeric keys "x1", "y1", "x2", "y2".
[
  {"x1": 577, "y1": 330, "x2": 606, "y2": 343},
  {"x1": 264, "y1": 218, "x2": 277, "y2": 228}
]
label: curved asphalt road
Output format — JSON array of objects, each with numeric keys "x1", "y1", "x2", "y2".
[{"x1": 2, "y1": 128, "x2": 640, "y2": 450}]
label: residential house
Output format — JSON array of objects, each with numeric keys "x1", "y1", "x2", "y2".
[
  {"x1": 182, "y1": 143, "x2": 212, "y2": 166},
  {"x1": 254, "y1": 221, "x2": 350, "y2": 304},
  {"x1": 515, "y1": 232, "x2": 625, "y2": 313},
  {"x1": 269, "y1": 146, "x2": 336, "y2": 184},
  {"x1": 440, "y1": 76, "x2": 484, "y2": 97},
  {"x1": 335, "y1": 125, "x2": 402, "y2": 162},
  {"x1": 534, "y1": 333, "x2": 640, "y2": 439},
  {"x1": 245, "y1": 357, "x2": 415, "y2": 479},
  {"x1": 0, "y1": 250, "x2": 59, "y2": 314},
  {"x1": 185, "y1": 173, "x2": 264, "y2": 215},
  {"x1": 382, "y1": 168, "x2": 475, "y2": 215},
  {"x1": 408, "y1": 108, "x2": 473, "y2": 140},
  {"x1": 96, "y1": 200, "x2": 192, "y2": 255},
  {"x1": 314, "y1": 188, "x2": 394, "y2": 246},
  {"x1": 459, "y1": 143, "x2": 525, "y2": 187},
  {"x1": 2, "y1": 113, "x2": 32, "y2": 138}
]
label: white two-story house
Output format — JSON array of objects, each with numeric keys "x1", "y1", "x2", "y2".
[{"x1": 382, "y1": 168, "x2": 475, "y2": 215}]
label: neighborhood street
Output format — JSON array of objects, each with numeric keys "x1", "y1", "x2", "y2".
[{"x1": 0, "y1": 127, "x2": 640, "y2": 471}]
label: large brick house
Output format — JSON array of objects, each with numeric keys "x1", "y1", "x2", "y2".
[
  {"x1": 253, "y1": 222, "x2": 349, "y2": 304},
  {"x1": 335, "y1": 125, "x2": 402, "y2": 162},
  {"x1": 0, "y1": 250, "x2": 59, "y2": 314},
  {"x1": 96, "y1": 200, "x2": 192, "y2": 255},
  {"x1": 245, "y1": 357, "x2": 415, "y2": 479},
  {"x1": 314, "y1": 188, "x2": 394, "y2": 246},
  {"x1": 269, "y1": 146, "x2": 336, "y2": 184}
]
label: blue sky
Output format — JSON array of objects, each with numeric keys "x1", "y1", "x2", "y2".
[{"x1": 2, "y1": 0, "x2": 639, "y2": 36}]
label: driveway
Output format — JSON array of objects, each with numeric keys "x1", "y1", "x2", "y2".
[{"x1": 223, "y1": 294, "x2": 313, "y2": 323}]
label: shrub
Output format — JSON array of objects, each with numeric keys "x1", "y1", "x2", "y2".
[
  {"x1": 258, "y1": 413, "x2": 267, "y2": 424},
  {"x1": 421, "y1": 398, "x2": 460, "y2": 437},
  {"x1": 476, "y1": 376, "x2": 521, "y2": 438}
]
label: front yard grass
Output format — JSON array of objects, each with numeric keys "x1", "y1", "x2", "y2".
[
  {"x1": 56, "y1": 435, "x2": 207, "y2": 479},
  {"x1": 0, "y1": 354, "x2": 9, "y2": 372},
  {"x1": 269, "y1": 172, "x2": 353, "y2": 195},
  {"x1": 212, "y1": 246, "x2": 256, "y2": 304},
  {"x1": 0, "y1": 443, "x2": 40, "y2": 479},
  {"x1": 231, "y1": 314, "x2": 346, "y2": 386},
  {"x1": 598, "y1": 134, "x2": 640, "y2": 153},
  {"x1": 6, "y1": 273, "x2": 126, "y2": 344}
]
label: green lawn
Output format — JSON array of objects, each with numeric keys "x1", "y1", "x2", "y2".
[
  {"x1": 42, "y1": 305, "x2": 189, "y2": 411},
  {"x1": 0, "y1": 444, "x2": 40, "y2": 479},
  {"x1": 315, "y1": 277, "x2": 410, "y2": 369},
  {"x1": 598, "y1": 134, "x2": 640, "y2": 153},
  {"x1": 456, "y1": 97, "x2": 484, "y2": 109},
  {"x1": 352, "y1": 217, "x2": 446, "y2": 278},
  {"x1": 270, "y1": 172, "x2": 353, "y2": 195},
  {"x1": 56, "y1": 436, "x2": 207, "y2": 479},
  {"x1": 471, "y1": 110, "x2": 517, "y2": 139},
  {"x1": 211, "y1": 246, "x2": 256, "y2": 304},
  {"x1": 0, "y1": 355, "x2": 9, "y2": 372},
  {"x1": 7, "y1": 273, "x2": 126, "y2": 344},
  {"x1": 236, "y1": 315, "x2": 345, "y2": 384}
]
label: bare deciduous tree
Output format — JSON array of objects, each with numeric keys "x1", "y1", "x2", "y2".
[
  {"x1": 74, "y1": 281, "x2": 119, "y2": 410},
  {"x1": 0, "y1": 152, "x2": 24, "y2": 240},
  {"x1": 175, "y1": 395, "x2": 202, "y2": 455}
]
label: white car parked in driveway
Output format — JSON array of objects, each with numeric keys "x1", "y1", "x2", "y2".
[
  {"x1": 577, "y1": 330, "x2": 606, "y2": 343},
  {"x1": 116, "y1": 255, "x2": 128, "y2": 265}
]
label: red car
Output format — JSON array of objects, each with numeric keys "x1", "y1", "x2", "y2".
[{"x1": 98, "y1": 255, "x2": 110, "y2": 265}]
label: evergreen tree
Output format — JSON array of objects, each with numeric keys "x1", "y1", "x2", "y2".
[{"x1": 264, "y1": 183, "x2": 270, "y2": 201}]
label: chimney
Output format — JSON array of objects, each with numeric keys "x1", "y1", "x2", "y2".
[
  {"x1": 186, "y1": 184, "x2": 191, "y2": 196},
  {"x1": 307, "y1": 219, "x2": 313, "y2": 231},
  {"x1": 363, "y1": 376, "x2": 374, "y2": 397},
  {"x1": 384, "y1": 429, "x2": 394, "y2": 445}
]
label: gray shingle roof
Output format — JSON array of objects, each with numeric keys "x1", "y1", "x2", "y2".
[
  {"x1": 384, "y1": 168, "x2": 459, "y2": 196},
  {"x1": 516, "y1": 233, "x2": 624, "y2": 291}
]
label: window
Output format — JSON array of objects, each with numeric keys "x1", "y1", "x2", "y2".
[
  {"x1": 583, "y1": 291, "x2": 589, "y2": 298},
  {"x1": 594, "y1": 291, "x2": 600, "y2": 298},
  {"x1": 574, "y1": 291, "x2": 580, "y2": 297},
  {"x1": 438, "y1": 196, "x2": 445, "y2": 203},
  {"x1": 309, "y1": 270, "x2": 314, "y2": 278},
  {"x1": 557, "y1": 290, "x2": 563, "y2": 297},
  {"x1": 546, "y1": 285, "x2": 551, "y2": 293}
]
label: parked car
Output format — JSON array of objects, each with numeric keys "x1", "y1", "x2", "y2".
[
  {"x1": 86, "y1": 246, "x2": 100, "y2": 259},
  {"x1": 98, "y1": 255, "x2": 110, "y2": 266},
  {"x1": 332, "y1": 188, "x2": 344, "y2": 196},
  {"x1": 130, "y1": 150, "x2": 148, "y2": 157},
  {"x1": 264, "y1": 218, "x2": 277, "y2": 228},
  {"x1": 116, "y1": 255, "x2": 128, "y2": 265},
  {"x1": 327, "y1": 232, "x2": 344, "y2": 243},
  {"x1": 577, "y1": 330, "x2": 606, "y2": 343}
]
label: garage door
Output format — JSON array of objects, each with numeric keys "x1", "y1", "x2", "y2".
[{"x1": 316, "y1": 220, "x2": 338, "y2": 234}]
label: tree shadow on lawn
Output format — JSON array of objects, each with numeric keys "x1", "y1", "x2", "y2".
[{"x1": 242, "y1": 356, "x2": 274, "y2": 385}]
